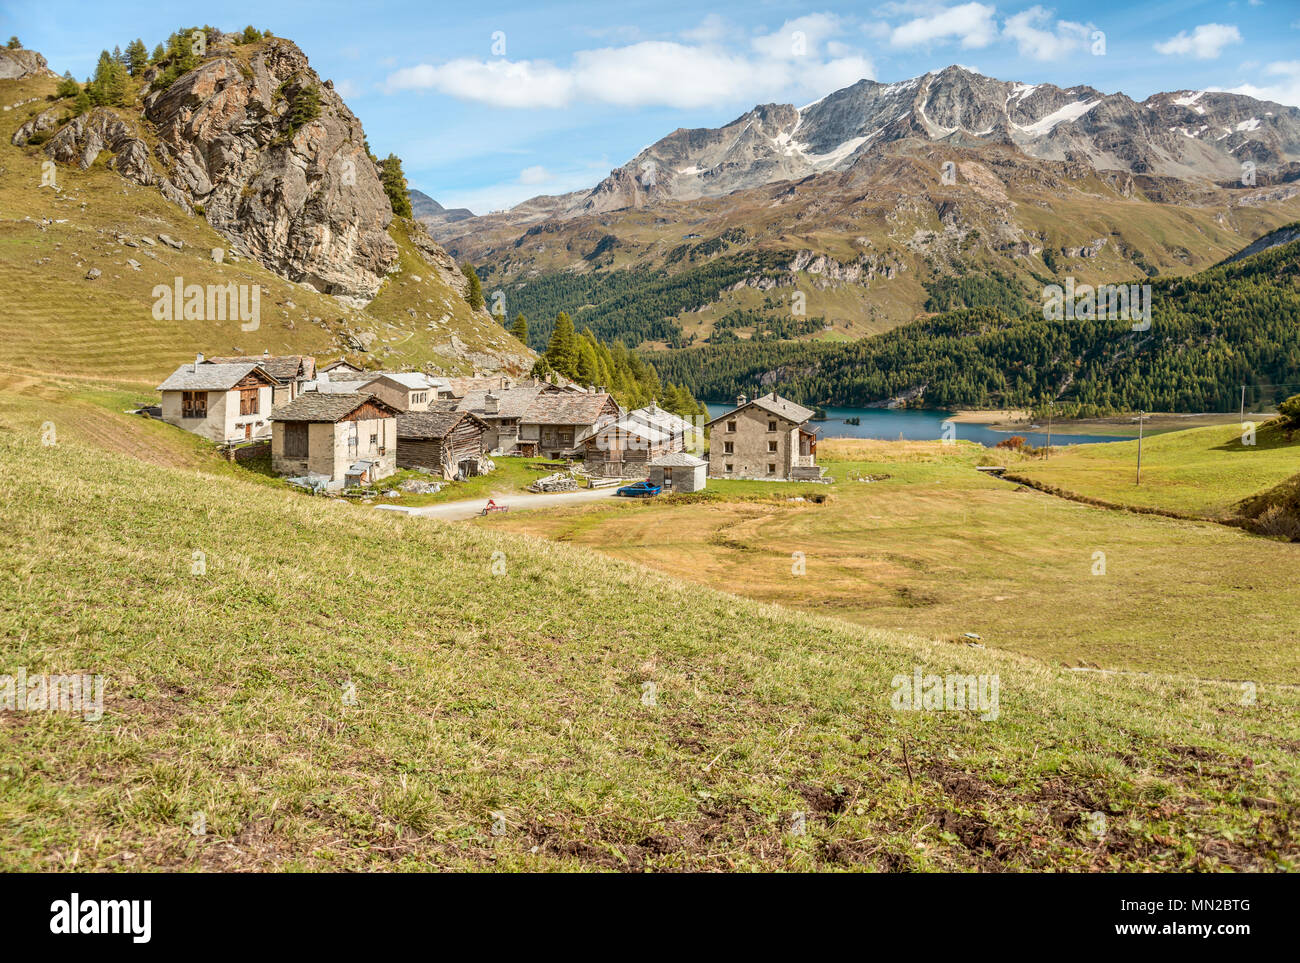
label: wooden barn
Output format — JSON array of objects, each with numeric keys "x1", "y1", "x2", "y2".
[{"x1": 396, "y1": 407, "x2": 489, "y2": 478}]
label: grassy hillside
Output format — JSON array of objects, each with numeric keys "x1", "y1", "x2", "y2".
[
  {"x1": 1, "y1": 397, "x2": 1298, "y2": 871},
  {"x1": 1009, "y1": 421, "x2": 1300, "y2": 519},
  {"x1": 0, "y1": 73, "x2": 529, "y2": 382},
  {"x1": 486, "y1": 437, "x2": 1300, "y2": 683}
]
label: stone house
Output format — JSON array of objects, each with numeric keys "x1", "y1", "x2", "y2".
[
  {"x1": 396, "y1": 407, "x2": 489, "y2": 478},
  {"x1": 205, "y1": 352, "x2": 316, "y2": 407},
  {"x1": 456, "y1": 381, "x2": 550, "y2": 453},
  {"x1": 361, "y1": 372, "x2": 448, "y2": 412},
  {"x1": 269, "y1": 392, "x2": 399, "y2": 488},
  {"x1": 319, "y1": 359, "x2": 365, "y2": 378},
  {"x1": 157, "y1": 356, "x2": 279, "y2": 444},
  {"x1": 580, "y1": 404, "x2": 699, "y2": 477},
  {"x1": 705, "y1": 392, "x2": 822, "y2": 480},
  {"x1": 520, "y1": 391, "x2": 621, "y2": 460}
]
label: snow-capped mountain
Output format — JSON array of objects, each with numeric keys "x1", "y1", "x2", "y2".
[{"x1": 476, "y1": 65, "x2": 1300, "y2": 222}]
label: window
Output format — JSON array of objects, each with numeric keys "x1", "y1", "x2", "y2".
[
  {"x1": 239, "y1": 387, "x2": 259, "y2": 416},
  {"x1": 284, "y1": 422, "x2": 308, "y2": 457},
  {"x1": 181, "y1": 391, "x2": 207, "y2": 418},
  {"x1": 723, "y1": 441, "x2": 734, "y2": 454},
  {"x1": 725, "y1": 463, "x2": 733, "y2": 474},
  {"x1": 768, "y1": 420, "x2": 777, "y2": 432},
  {"x1": 767, "y1": 463, "x2": 776, "y2": 475},
  {"x1": 370, "y1": 433, "x2": 379, "y2": 449},
  {"x1": 726, "y1": 420, "x2": 737, "y2": 433},
  {"x1": 412, "y1": 392, "x2": 426, "y2": 405},
  {"x1": 767, "y1": 440, "x2": 778, "y2": 453}
]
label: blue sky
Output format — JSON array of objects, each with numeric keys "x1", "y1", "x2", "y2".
[{"x1": 4, "y1": 1, "x2": 1299, "y2": 212}]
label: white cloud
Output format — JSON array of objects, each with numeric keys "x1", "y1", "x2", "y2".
[
  {"x1": 682, "y1": 14, "x2": 730, "y2": 44},
  {"x1": 889, "y1": 3, "x2": 998, "y2": 49},
  {"x1": 752, "y1": 13, "x2": 844, "y2": 59},
  {"x1": 440, "y1": 162, "x2": 610, "y2": 213},
  {"x1": 386, "y1": 36, "x2": 874, "y2": 109},
  {"x1": 1154, "y1": 23, "x2": 1243, "y2": 60},
  {"x1": 1221, "y1": 60, "x2": 1300, "y2": 108},
  {"x1": 518, "y1": 165, "x2": 552, "y2": 185},
  {"x1": 1003, "y1": 7, "x2": 1093, "y2": 61},
  {"x1": 334, "y1": 79, "x2": 360, "y2": 99}
]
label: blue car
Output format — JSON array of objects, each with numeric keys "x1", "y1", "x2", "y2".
[{"x1": 616, "y1": 480, "x2": 662, "y2": 498}]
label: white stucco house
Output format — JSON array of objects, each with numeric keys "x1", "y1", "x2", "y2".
[{"x1": 156, "y1": 356, "x2": 279, "y2": 444}]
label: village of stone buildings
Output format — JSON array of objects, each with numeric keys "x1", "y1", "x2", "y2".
[{"x1": 152, "y1": 352, "x2": 826, "y2": 501}]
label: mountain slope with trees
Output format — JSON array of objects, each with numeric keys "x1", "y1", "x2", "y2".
[{"x1": 647, "y1": 236, "x2": 1300, "y2": 415}]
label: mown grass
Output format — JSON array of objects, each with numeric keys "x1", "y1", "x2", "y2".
[
  {"x1": 486, "y1": 437, "x2": 1300, "y2": 683},
  {"x1": 1009, "y1": 421, "x2": 1300, "y2": 518},
  {"x1": 1, "y1": 407, "x2": 1298, "y2": 871}
]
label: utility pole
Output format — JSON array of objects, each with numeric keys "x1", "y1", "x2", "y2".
[
  {"x1": 1136, "y1": 410, "x2": 1145, "y2": 486},
  {"x1": 1240, "y1": 385, "x2": 1246, "y2": 423},
  {"x1": 1045, "y1": 402, "x2": 1053, "y2": 459}
]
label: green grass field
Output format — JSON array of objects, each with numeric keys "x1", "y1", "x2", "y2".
[
  {"x1": 1010, "y1": 421, "x2": 1300, "y2": 518},
  {"x1": 1, "y1": 393, "x2": 1298, "y2": 871},
  {"x1": 487, "y1": 437, "x2": 1300, "y2": 684}
]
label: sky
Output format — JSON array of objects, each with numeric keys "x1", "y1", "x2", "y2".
[{"x1": 4, "y1": 1, "x2": 1299, "y2": 213}]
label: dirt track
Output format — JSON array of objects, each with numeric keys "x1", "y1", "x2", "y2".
[{"x1": 376, "y1": 486, "x2": 623, "y2": 521}]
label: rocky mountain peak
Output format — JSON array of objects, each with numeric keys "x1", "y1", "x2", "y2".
[
  {"x1": 465, "y1": 66, "x2": 1300, "y2": 226},
  {"x1": 0, "y1": 46, "x2": 55, "y2": 80}
]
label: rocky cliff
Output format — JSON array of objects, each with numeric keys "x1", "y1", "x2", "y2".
[
  {"x1": 0, "y1": 47, "x2": 54, "y2": 80},
  {"x1": 15, "y1": 33, "x2": 430, "y2": 304}
]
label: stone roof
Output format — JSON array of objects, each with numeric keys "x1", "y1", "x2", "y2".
[
  {"x1": 396, "y1": 409, "x2": 486, "y2": 439},
  {"x1": 706, "y1": 392, "x2": 815, "y2": 427},
  {"x1": 523, "y1": 391, "x2": 618, "y2": 426},
  {"x1": 457, "y1": 382, "x2": 546, "y2": 420},
  {"x1": 205, "y1": 354, "x2": 315, "y2": 382},
  {"x1": 157, "y1": 361, "x2": 267, "y2": 392},
  {"x1": 320, "y1": 359, "x2": 363, "y2": 372},
  {"x1": 311, "y1": 380, "x2": 370, "y2": 393},
  {"x1": 270, "y1": 392, "x2": 397, "y2": 423},
  {"x1": 650, "y1": 452, "x2": 708, "y2": 467},
  {"x1": 440, "y1": 375, "x2": 505, "y2": 398},
  {"x1": 629, "y1": 403, "x2": 698, "y2": 434},
  {"x1": 368, "y1": 371, "x2": 445, "y2": 391}
]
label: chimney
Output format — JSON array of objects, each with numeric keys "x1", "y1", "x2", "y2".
[
  {"x1": 502, "y1": 377, "x2": 514, "y2": 390},
  {"x1": 194, "y1": 352, "x2": 205, "y2": 372},
  {"x1": 484, "y1": 392, "x2": 500, "y2": 415},
  {"x1": 736, "y1": 393, "x2": 747, "y2": 407},
  {"x1": 263, "y1": 348, "x2": 271, "y2": 358}
]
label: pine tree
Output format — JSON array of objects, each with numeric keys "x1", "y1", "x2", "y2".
[
  {"x1": 56, "y1": 72, "x2": 80, "y2": 99},
  {"x1": 151, "y1": 43, "x2": 165, "y2": 62},
  {"x1": 378, "y1": 154, "x2": 412, "y2": 218},
  {"x1": 6, "y1": 37, "x2": 20, "y2": 50},
  {"x1": 576, "y1": 338, "x2": 600, "y2": 386},
  {"x1": 125, "y1": 39, "x2": 148, "y2": 76},
  {"x1": 545, "y1": 312, "x2": 579, "y2": 379},
  {"x1": 462, "y1": 264, "x2": 485, "y2": 312},
  {"x1": 509, "y1": 314, "x2": 528, "y2": 345}
]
